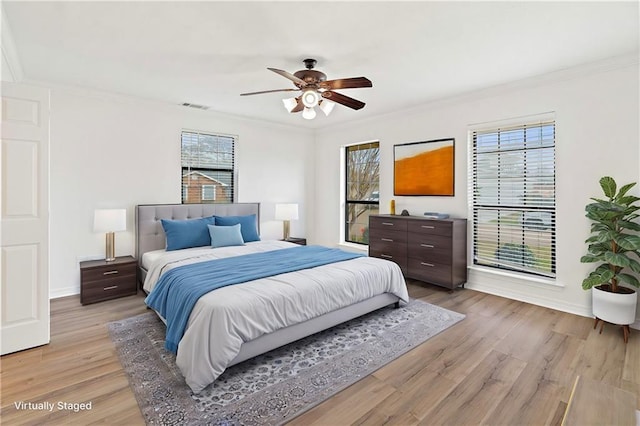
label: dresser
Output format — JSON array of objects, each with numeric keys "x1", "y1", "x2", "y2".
[
  {"x1": 80, "y1": 256, "x2": 137, "y2": 305},
  {"x1": 368, "y1": 215, "x2": 467, "y2": 290}
]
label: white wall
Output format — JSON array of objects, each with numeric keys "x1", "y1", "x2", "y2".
[
  {"x1": 313, "y1": 57, "x2": 640, "y2": 323},
  {"x1": 49, "y1": 87, "x2": 314, "y2": 297}
]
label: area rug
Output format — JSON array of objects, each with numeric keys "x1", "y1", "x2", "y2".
[{"x1": 108, "y1": 299, "x2": 464, "y2": 425}]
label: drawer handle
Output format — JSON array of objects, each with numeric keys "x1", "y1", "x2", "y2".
[
  {"x1": 103, "y1": 271, "x2": 119, "y2": 276},
  {"x1": 382, "y1": 222, "x2": 394, "y2": 226},
  {"x1": 103, "y1": 285, "x2": 118, "y2": 291},
  {"x1": 421, "y1": 262, "x2": 434, "y2": 267},
  {"x1": 381, "y1": 238, "x2": 394, "y2": 242},
  {"x1": 381, "y1": 254, "x2": 393, "y2": 259},
  {"x1": 420, "y1": 244, "x2": 434, "y2": 248},
  {"x1": 421, "y1": 225, "x2": 435, "y2": 229}
]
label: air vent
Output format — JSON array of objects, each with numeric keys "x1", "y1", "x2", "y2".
[{"x1": 181, "y1": 102, "x2": 210, "y2": 110}]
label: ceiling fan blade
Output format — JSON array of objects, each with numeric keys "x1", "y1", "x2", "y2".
[
  {"x1": 291, "y1": 97, "x2": 304, "y2": 113},
  {"x1": 320, "y1": 77, "x2": 372, "y2": 90},
  {"x1": 321, "y1": 91, "x2": 366, "y2": 110},
  {"x1": 240, "y1": 88, "x2": 299, "y2": 96},
  {"x1": 267, "y1": 68, "x2": 307, "y2": 86}
]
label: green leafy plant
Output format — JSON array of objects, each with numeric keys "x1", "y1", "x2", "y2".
[{"x1": 581, "y1": 176, "x2": 640, "y2": 292}]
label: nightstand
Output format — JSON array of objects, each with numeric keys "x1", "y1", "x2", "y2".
[
  {"x1": 283, "y1": 237, "x2": 307, "y2": 246},
  {"x1": 80, "y1": 256, "x2": 137, "y2": 305}
]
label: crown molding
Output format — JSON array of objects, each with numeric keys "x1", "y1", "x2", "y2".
[
  {"x1": 1, "y1": 7, "x2": 24, "y2": 82},
  {"x1": 320, "y1": 52, "x2": 640, "y2": 134},
  {"x1": 23, "y1": 78, "x2": 314, "y2": 135}
]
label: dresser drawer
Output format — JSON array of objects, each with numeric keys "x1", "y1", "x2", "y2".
[
  {"x1": 407, "y1": 258, "x2": 452, "y2": 287},
  {"x1": 369, "y1": 249, "x2": 407, "y2": 274},
  {"x1": 370, "y1": 216, "x2": 408, "y2": 232},
  {"x1": 408, "y1": 233, "x2": 452, "y2": 264},
  {"x1": 81, "y1": 263, "x2": 136, "y2": 282},
  {"x1": 81, "y1": 275, "x2": 137, "y2": 304},
  {"x1": 408, "y1": 220, "x2": 452, "y2": 237},
  {"x1": 369, "y1": 242, "x2": 407, "y2": 259},
  {"x1": 368, "y1": 229, "x2": 408, "y2": 245}
]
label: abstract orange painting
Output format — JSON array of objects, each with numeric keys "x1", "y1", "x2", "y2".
[{"x1": 394, "y1": 138, "x2": 454, "y2": 196}]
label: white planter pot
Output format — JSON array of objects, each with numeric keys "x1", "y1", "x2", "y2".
[{"x1": 592, "y1": 285, "x2": 637, "y2": 325}]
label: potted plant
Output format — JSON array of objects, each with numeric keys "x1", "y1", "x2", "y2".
[{"x1": 581, "y1": 176, "x2": 640, "y2": 342}]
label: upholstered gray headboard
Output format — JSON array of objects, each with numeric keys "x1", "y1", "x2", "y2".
[{"x1": 135, "y1": 203, "x2": 260, "y2": 260}]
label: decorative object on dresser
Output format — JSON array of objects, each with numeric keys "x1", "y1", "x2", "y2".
[
  {"x1": 80, "y1": 256, "x2": 137, "y2": 305},
  {"x1": 283, "y1": 237, "x2": 306, "y2": 245},
  {"x1": 93, "y1": 209, "x2": 127, "y2": 262},
  {"x1": 424, "y1": 212, "x2": 450, "y2": 219},
  {"x1": 369, "y1": 214, "x2": 467, "y2": 290},
  {"x1": 394, "y1": 138, "x2": 455, "y2": 196},
  {"x1": 274, "y1": 203, "x2": 298, "y2": 240}
]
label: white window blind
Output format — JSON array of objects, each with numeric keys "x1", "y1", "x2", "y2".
[
  {"x1": 471, "y1": 121, "x2": 556, "y2": 277},
  {"x1": 181, "y1": 131, "x2": 235, "y2": 203}
]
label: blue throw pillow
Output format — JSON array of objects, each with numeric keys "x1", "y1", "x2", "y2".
[
  {"x1": 215, "y1": 214, "x2": 260, "y2": 242},
  {"x1": 161, "y1": 216, "x2": 216, "y2": 251},
  {"x1": 208, "y1": 224, "x2": 245, "y2": 248}
]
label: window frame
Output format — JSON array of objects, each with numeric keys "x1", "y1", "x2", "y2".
[
  {"x1": 201, "y1": 184, "x2": 216, "y2": 201},
  {"x1": 344, "y1": 141, "x2": 380, "y2": 245},
  {"x1": 180, "y1": 130, "x2": 236, "y2": 204},
  {"x1": 470, "y1": 119, "x2": 556, "y2": 279}
]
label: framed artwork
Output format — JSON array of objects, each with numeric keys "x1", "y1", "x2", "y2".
[{"x1": 394, "y1": 138, "x2": 455, "y2": 196}]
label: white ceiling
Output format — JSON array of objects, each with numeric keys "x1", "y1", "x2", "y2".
[{"x1": 3, "y1": 1, "x2": 638, "y2": 129}]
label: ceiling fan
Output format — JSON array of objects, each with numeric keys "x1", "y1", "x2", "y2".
[{"x1": 240, "y1": 58, "x2": 372, "y2": 119}]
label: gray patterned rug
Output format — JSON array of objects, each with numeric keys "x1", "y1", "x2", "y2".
[{"x1": 108, "y1": 299, "x2": 464, "y2": 425}]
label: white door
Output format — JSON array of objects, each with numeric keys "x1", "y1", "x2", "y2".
[{"x1": 1, "y1": 82, "x2": 50, "y2": 355}]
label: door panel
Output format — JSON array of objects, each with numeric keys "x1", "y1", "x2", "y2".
[{"x1": 1, "y1": 82, "x2": 50, "y2": 355}]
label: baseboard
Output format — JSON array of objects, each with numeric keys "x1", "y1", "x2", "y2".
[
  {"x1": 466, "y1": 280, "x2": 640, "y2": 330},
  {"x1": 50, "y1": 286, "x2": 79, "y2": 299},
  {"x1": 465, "y1": 281, "x2": 593, "y2": 318}
]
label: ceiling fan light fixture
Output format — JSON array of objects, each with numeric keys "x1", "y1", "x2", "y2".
[
  {"x1": 319, "y1": 99, "x2": 335, "y2": 116},
  {"x1": 302, "y1": 107, "x2": 317, "y2": 120},
  {"x1": 301, "y1": 89, "x2": 320, "y2": 108},
  {"x1": 282, "y1": 97, "x2": 298, "y2": 112}
]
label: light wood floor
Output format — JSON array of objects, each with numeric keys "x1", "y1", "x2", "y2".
[{"x1": 1, "y1": 281, "x2": 638, "y2": 425}]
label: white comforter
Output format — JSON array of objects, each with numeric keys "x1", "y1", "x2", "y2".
[{"x1": 143, "y1": 240, "x2": 409, "y2": 393}]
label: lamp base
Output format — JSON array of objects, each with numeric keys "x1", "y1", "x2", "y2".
[
  {"x1": 105, "y1": 232, "x2": 116, "y2": 262},
  {"x1": 282, "y1": 220, "x2": 291, "y2": 240}
]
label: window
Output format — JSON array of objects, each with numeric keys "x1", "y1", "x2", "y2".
[
  {"x1": 201, "y1": 185, "x2": 216, "y2": 201},
  {"x1": 345, "y1": 141, "x2": 380, "y2": 245},
  {"x1": 471, "y1": 121, "x2": 556, "y2": 278},
  {"x1": 181, "y1": 131, "x2": 235, "y2": 204}
]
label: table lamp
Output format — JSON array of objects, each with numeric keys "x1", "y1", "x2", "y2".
[
  {"x1": 93, "y1": 209, "x2": 126, "y2": 262},
  {"x1": 275, "y1": 203, "x2": 298, "y2": 240}
]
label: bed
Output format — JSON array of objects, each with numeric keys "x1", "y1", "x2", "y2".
[{"x1": 136, "y1": 203, "x2": 409, "y2": 393}]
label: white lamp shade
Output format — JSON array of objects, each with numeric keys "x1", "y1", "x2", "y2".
[
  {"x1": 282, "y1": 97, "x2": 298, "y2": 112},
  {"x1": 93, "y1": 209, "x2": 127, "y2": 232},
  {"x1": 275, "y1": 203, "x2": 299, "y2": 221},
  {"x1": 319, "y1": 100, "x2": 335, "y2": 116},
  {"x1": 302, "y1": 107, "x2": 316, "y2": 120}
]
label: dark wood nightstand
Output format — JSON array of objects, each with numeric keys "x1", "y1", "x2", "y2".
[
  {"x1": 80, "y1": 256, "x2": 137, "y2": 305},
  {"x1": 283, "y1": 237, "x2": 307, "y2": 246}
]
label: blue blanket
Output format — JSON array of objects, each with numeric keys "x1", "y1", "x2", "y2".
[{"x1": 145, "y1": 245, "x2": 364, "y2": 353}]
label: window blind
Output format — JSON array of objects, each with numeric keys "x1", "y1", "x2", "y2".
[
  {"x1": 181, "y1": 131, "x2": 235, "y2": 203},
  {"x1": 471, "y1": 121, "x2": 556, "y2": 277}
]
